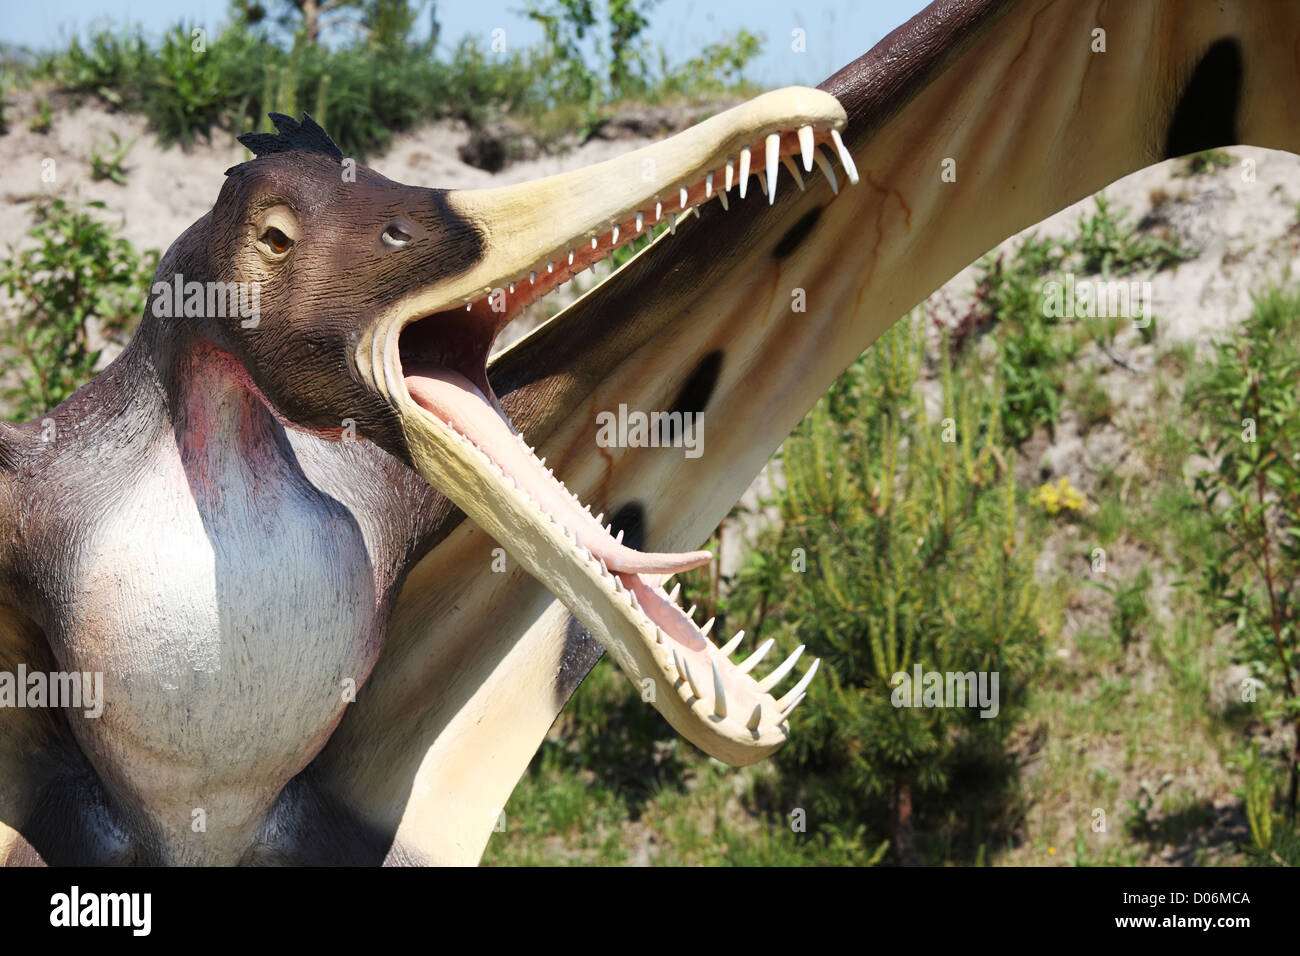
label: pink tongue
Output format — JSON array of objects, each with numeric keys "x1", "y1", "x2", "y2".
[{"x1": 405, "y1": 366, "x2": 711, "y2": 575}]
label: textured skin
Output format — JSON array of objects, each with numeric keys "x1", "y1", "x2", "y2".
[{"x1": 4, "y1": 0, "x2": 1300, "y2": 864}]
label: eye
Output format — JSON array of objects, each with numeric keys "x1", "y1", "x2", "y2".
[
  {"x1": 261, "y1": 226, "x2": 293, "y2": 255},
  {"x1": 382, "y1": 224, "x2": 413, "y2": 248}
]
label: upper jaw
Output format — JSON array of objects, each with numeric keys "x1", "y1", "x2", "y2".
[{"x1": 359, "y1": 87, "x2": 857, "y2": 765}]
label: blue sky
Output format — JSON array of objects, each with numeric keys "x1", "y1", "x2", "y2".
[{"x1": 3, "y1": 1, "x2": 932, "y2": 87}]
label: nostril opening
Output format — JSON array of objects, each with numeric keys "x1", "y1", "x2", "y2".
[{"x1": 382, "y1": 223, "x2": 413, "y2": 248}]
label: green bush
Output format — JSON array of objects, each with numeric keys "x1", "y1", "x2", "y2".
[
  {"x1": 721, "y1": 316, "x2": 1049, "y2": 862},
  {"x1": 1190, "y1": 282, "x2": 1300, "y2": 828},
  {"x1": 0, "y1": 200, "x2": 158, "y2": 421}
]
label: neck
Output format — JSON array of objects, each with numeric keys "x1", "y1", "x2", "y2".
[{"x1": 109, "y1": 314, "x2": 286, "y2": 478}]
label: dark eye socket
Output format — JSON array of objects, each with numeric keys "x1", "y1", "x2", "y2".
[
  {"x1": 261, "y1": 226, "x2": 293, "y2": 254},
  {"x1": 382, "y1": 224, "x2": 413, "y2": 247}
]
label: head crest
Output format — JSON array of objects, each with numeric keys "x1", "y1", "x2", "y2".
[{"x1": 230, "y1": 113, "x2": 343, "y2": 171}]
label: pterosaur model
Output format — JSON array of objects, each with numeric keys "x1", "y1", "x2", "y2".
[{"x1": 1, "y1": 0, "x2": 1296, "y2": 865}]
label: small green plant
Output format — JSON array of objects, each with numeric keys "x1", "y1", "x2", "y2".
[
  {"x1": 1176, "y1": 148, "x2": 1233, "y2": 177},
  {"x1": 1087, "y1": 567, "x2": 1152, "y2": 649},
  {"x1": 0, "y1": 199, "x2": 157, "y2": 421},
  {"x1": 28, "y1": 98, "x2": 53, "y2": 134},
  {"x1": 1074, "y1": 194, "x2": 1195, "y2": 276},
  {"x1": 1191, "y1": 282, "x2": 1300, "y2": 821},
  {"x1": 89, "y1": 132, "x2": 135, "y2": 184}
]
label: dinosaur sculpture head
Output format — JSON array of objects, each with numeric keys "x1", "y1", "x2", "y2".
[{"x1": 178, "y1": 101, "x2": 856, "y2": 766}]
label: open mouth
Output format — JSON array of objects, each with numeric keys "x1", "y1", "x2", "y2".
[{"x1": 383, "y1": 89, "x2": 854, "y2": 765}]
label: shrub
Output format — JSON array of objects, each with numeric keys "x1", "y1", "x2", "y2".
[
  {"x1": 1190, "y1": 282, "x2": 1300, "y2": 829},
  {"x1": 722, "y1": 316, "x2": 1049, "y2": 862},
  {"x1": 0, "y1": 200, "x2": 157, "y2": 421}
]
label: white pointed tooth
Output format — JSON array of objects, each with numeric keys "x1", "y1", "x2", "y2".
[
  {"x1": 615, "y1": 529, "x2": 624, "y2": 544},
  {"x1": 509, "y1": 282, "x2": 515, "y2": 294},
  {"x1": 746, "y1": 703, "x2": 763, "y2": 731},
  {"x1": 725, "y1": 159, "x2": 734, "y2": 192},
  {"x1": 682, "y1": 657, "x2": 703, "y2": 699},
  {"x1": 629, "y1": 590, "x2": 639, "y2": 610},
  {"x1": 672, "y1": 649, "x2": 685, "y2": 680},
  {"x1": 654, "y1": 200, "x2": 662, "y2": 221},
  {"x1": 765, "y1": 132, "x2": 780, "y2": 205},
  {"x1": 465, "y1": 303, "x2": 472, "y2": 311},
  {"x1": 547, "y1": 261, "x2": 554, "y2": 274},
  {"x1": 668, "y1": 216, "x2": 677, "y2": 235},
  {"x1": 594, "y1": 512, "x2": 604, "y2": 525},
  {"x1": 717, "y1": 188, "x2": 729, "y2": 211},
  {"x1": 705, "y1": 171, "x2": 713, "y2": 197},
  {"x1": 711, "y1": 660, "x2": 727, "y2": 718},
  {"x1": 757, "y1": 645, "x2": 805, "y2": 693},
  {"x1": 679, "y1": 186, "x2": 688, "y2": 209},
  {"x1": 613, "y1": 575, "x2": 625, "y2": 592},
  {"x1": 738, "y1": 147, "x2": 751, "y2": 198},
  {"x1": 777, "y1": 658, "x2": 820, "y2": 709},
  {"x1": 635, "y1": 211, "x2": 643, "y2": 233},
  {"x1": 568, "y1": 249, "x2": 575, "y2": 266},
  {"x1": 830, "y1": 128, "x2": 858, "y2": 184},
  {"x1": 599, "y1": 558, "x2": 609, "y2": 575},
  {"x1": 655, "y1": 627, "x2": 666, "y2": 645},
  {"x1": 668, "y1": 584, "x2": 681, "y2": 604},
  {"x1": 591, "y1": 236, "x2": 598, "y2": 249},
  {"x1": 814, "y1": 147, "x2": 838, "y2": 195},
  {"x1": 720, "y1": 630, "x2": 745, "y2": 656},
  {"x1": 686, "y1": 604, "x2": 697, "y2": 620},
  {"x1": 612, "y1": 225, "x2": 620, "y2": 244},
  {"x1": 780, "y1": 691, "x2": 807, "y2": 721},
  {"x1": 701, "y1": 617, "x2": 715, "y2": 637},
  {"x1": 757, "y1": 171, "x2": 767, "y2": 197},
  {"x1": 782, "y1": 154, "x2": 805, "y2": 191},
  {"x1": 737, "y1": 638, "x2": 774, "y2": 675},
  {"x1": 798, "y1": 125, "x2": 815, "y2": 171},
  {"x1": 529, "y1": 271, "x2": 536, "y2": 284}
]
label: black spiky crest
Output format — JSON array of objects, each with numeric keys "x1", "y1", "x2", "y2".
[{"x1": 227, "y1": 113, "x2": 343, "y2": 174}]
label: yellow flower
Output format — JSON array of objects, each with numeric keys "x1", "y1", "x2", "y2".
[{"x1": 1030, "y1": 476, "x2": 1087, "y2": 516}]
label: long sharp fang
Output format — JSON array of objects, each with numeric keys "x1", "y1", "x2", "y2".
[
  {"x1": 682, "y1": 656, "x2": 703, "y2": 698},
  {"x1": 737, "y1": 639, "x2": 774, "y2": 675},
  {"x1": 720, "y1": 630, "x2": 745, "y2": 656},
  {"x1": 712, "y1": 661, "x2": 727, "y2": 718},
  {"x1": 701, "y1": 617, "x2": 715, "y2": 637},
  {"x1": 679, "y1": 186, "x2": 688, "y2": 209},
  {"x1": 814, "y1": 147, "x2": 839, "y2": 195},
  {"x1": 757, "y1": 645, "x2": 805, "y2": 692},
  {"x1": 782, "y1": 154, "x2": 805, "y2": 191},
  {"x1": 705, "y1": 171, "x2": 713, "y2": 198},
  {"x1": 612, "y1": 225, "x2": 620, "y2": 243},
  {"x1": 738, "y1": 147, "x2": 751, "y2": 198},
  {"x1": 798, "y1": 125, "x2": 815, "y2": 171},
  {"x1": 780, "y1": 692, "x2": 807, "y2": 721},
  {"x1": 765, "y1": 132, "x2": 779, "y2": 205},
  {"x1": 831, "y1": 128, "x2": 859, "y2": 184},
  {"x1": 635, "y1": 212, "x2": 643, "y2": 233},
  {"x1": 718, "y1": 188, "x2": 728, "y2": 211},
  {"x1": 655, "y1": 201, "x2": 662, "y2": 222},
  {"x1": 777, "y1": 659, "x2": 821, "y2": 709},
  {"x1": 725, "y1": 159, "x2": 734, "y2": 192},
  {"x1": 668, "y1": 583, "x2": 681, "y2": 602},
  {"x1": 747, "y1": 703, "x2": 763, "y2": 731}
]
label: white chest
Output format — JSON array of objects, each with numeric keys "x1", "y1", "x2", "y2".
[{"x1": 45, "y1": 439, "x2": 387, "y2": 860}]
